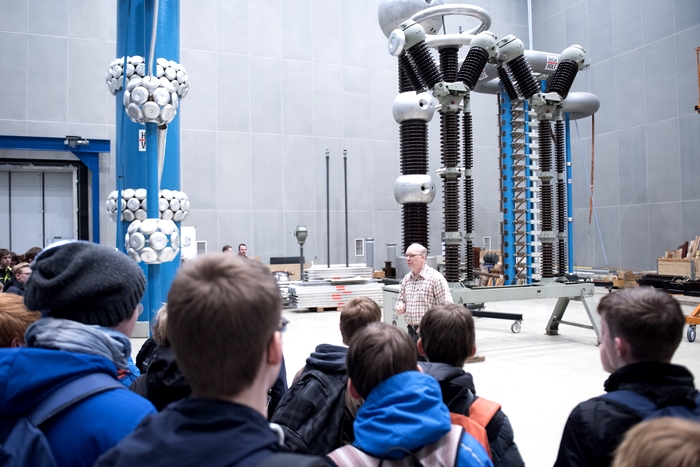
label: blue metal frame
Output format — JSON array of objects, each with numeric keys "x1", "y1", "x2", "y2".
[
  {"x1": 499, "y1": 92, "x2": 517, "y2": 285},
  {"x1": 0, "y1": 135, "x2": 110, "y2": 243},
  {"x1": 565, "y1": 113, "x2": 574, "y2": 273}
]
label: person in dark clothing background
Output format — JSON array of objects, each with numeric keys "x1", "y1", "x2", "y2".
[
  {"x1": 4, "y1": 262, "x2": 31, "y2": 297},
  {"x1": 554, "y1": 287, "x2": 698, "y2": 467}
]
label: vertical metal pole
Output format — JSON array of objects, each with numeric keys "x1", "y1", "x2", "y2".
[
  {"x1": 343, "y1": 149, "x2": 349, "y2": 267},
  {"x1": 565, "y1": 113, "x2": 574, "y2": 273},
  {"x1": 326, "y1": 149, "x2": 330, "y2": 268},
  {"x1": 146, "y1": 122, "x2": 161, "y2": 326},
  {"x1": 300, "y1": 244, "x2": 304, "y2": 278}
]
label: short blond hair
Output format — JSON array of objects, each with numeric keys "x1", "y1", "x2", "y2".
[
  {"x1": 151, "y1": 305, "x2": 169, "y2": 346},
  {"x1": 613, "y1": 417, "x2": 700, "y2": 467}
]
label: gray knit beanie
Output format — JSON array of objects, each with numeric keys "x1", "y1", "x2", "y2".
[{"x1": 24, "y1": 241, "x2": 146, "y2": 327}]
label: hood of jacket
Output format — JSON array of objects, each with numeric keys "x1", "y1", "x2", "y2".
[
  {"x1": 605, "y1": 361, "x2": 698, "y2": 407},
  {"x1": 353, "y1": 371, "x2": 451, "y2": 459},
  {"x1": 305, "y1": 343, "x2": 347, "y2": 374},
  {"x1": 0, "y1": 347, "x2": 118, "y2": 415}
]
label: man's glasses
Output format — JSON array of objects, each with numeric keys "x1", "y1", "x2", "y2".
[{"x1": 405, "y1": 254, "x2": 424, "y2": 259}]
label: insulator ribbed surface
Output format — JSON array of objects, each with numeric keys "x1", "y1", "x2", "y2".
[
  {"x1": 539, "y1": 121, "x2": 552, "y2": 172},
  {"x1": 497, "y1": 66, "x2": 519, "y2": 101},
  {"x1": 402, "y1": 203, "x2": 429, "y2": 253},
  {"x1": 399, "y1": 54, "x2": 424, "y2": 92},
  {"x1": 546, "y1": 60, "x2": 578, "y2": 100},
  {"x1": 557, "y1": 238, "x2": 566, "y2": 277},
  {"x1": 444, "y1": 244, "x2": 460, "y2": 282},
  {"x1": 400, "y1": 120, "x2": 428, "y2": 175},
  {"x1": 465, "y1": 240, "x2": 474, "y2": 282},
  {"x1": 507, "y1": 55, "x2": 539, "y2": 99},
  {"x1": 457, "y1": 47, "x2": 489, "y2": 90},
  {"x1": 439, "y1": 47, "x2": 459, "y2": 82},
  {"x1": 542, "y1": 243, "x2": 554, "y2": 279},
  {"x1": 463, "y1": 112, "x2": 473, "y2": 169},
  {"x1": 440, "y1": 114, "x2": 460, "y2": 167},
  {"x1": 407, "y1": 41, "x2": 442, "y2": 89},
  {"x1": 555, "y1": 120, "x2": 565, "y2": 174}
]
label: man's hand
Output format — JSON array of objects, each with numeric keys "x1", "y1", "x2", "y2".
[{"x1": 395, "y1": 301, "x2": 405, "y2": 315}]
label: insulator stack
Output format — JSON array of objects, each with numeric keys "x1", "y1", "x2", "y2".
[
  {"x1": 444, "y1": 244, "x2": 460, "y2": 282},
  {"x1": 507, "y1": 55, "x2": 539, "y2": 99},
  {"x1": 406, "y1": 41, "x2": 443, "y2": 89},
  {"x1": 497, "y1": 66, "x2": 519, "y2": 101},
  {"x1": 539, "y1": 120, "x2": 554, "y2": 279},
  {"x1": 400, "y1": 120, "x2": 428, "y2": 174},
  {"x1": 546, "y1": 59, "x2": 578, "y2": 100},
  {"x1": 555, "y1": 119, "x2": 567, "y2": 276},
  {"x1": 402, "y1": 204, "x2": 429, "y2": 252},
  {"x1": 463, "y1": 112, "x2": 475, "y2": 282},
  {"x1": 439, "y1": 47, "x2": 459, "y2": 82},
  {"x1": 457, "y1": 47, "x2": 489, "y2": 90},
  {"x1": 440, "y1": 113, "x2": 460, "y2": 169},
  {"x1": 399, "y1": 54, "x2": 424, "y2": 93}
]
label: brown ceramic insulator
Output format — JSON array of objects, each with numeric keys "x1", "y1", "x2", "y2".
[
  {"x1": 439, "y1": 47, "x2": 459, "y2": 82},
  {"x1": 399, "y1": 54, "x2": 424, "y2": 93},
  {"x1": 400, "y1": 120, "x2": 429, "y2": 175},
  {"x1": 497, "y1": 66, "x2": 519, "y2": 101},
  {"x1": 546, "y1": 60, "x2": 578, "y2": 100},
  {"x1": 457, "y1": 46, "x2": 489, "y2": 90},
  {"x1": 407, "y1": 41, "x2": 443, "y2": 89},
  {"x1": 402, "y1": 203, "x2": 429, "y2": 253},
  {"x1": 507, "y1": 54, "x2": 539, "y2": 99}
]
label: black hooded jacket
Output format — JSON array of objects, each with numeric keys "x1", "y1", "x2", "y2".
[
  {"x1": 554, "y1": 361, "x2": 698, "y2": 467},
  {"x1": 420, "y1": 362, "x2": 524, "y2": 467}
]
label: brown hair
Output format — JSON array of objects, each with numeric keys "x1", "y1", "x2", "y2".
[
  {"x1": 419, "y1": 303, "x2": 475, "y2": 366},
  {"x1": 598, "y1": 287, "x2": 684, "y2": 362},
  {"x1": 13, "y1": 262, "x2": 30, "y2": 279},
  {"x1": 0, "y1": 294, "x2": 41, "y2": 347},
  {"x1": 166, "y1": 254, "x2": 281, "y2": 399},
  {"x1": 346, "y1": 323, "x2": 417, "y2": 399},
  {"x1": 151, "y1": 305, "x2": 169, "y2": 346},
  {"x1": 0, "y1": 249, "x2": 10, "y2": 261},
  {"x1": 612, "y1": 417, "x2": 700, "y2": 467},
  {"x1": 339, "y1": 297, "x2": 382, "y2": 345},
  {"x1": 24, "y1": 247, "x2": 42, "y2": 263}
]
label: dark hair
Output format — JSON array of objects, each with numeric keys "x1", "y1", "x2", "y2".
[
  {"x1": 346, "y1": 323, "x2": 417, "y2": 399},
  {"x1": 24, "y1": 247, "x2": 42, "y2": 263},
  {"x1": 167, "y1": 254, "x2": 281, "y2": 399},
  {"x1": 419, "y1": 303, "x2": 475, "y2": 366},
  {"x1": 339, "y1": 297, "x2": 382, "y2": 345},
  {"x1": 0, "y1": 249, "x2": 9, "y2": 260},
  {"x1": 598, "y1": 287, "x2": 684, "y2": 363},
  {"x1": 238, "y1": 243, "x2": 246, "y2": 250},
  {"x1": 222, "y1": 245, "x2": 233, "y2": 252}
]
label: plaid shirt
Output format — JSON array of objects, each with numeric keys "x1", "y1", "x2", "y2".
[{"x1": 397, "y1": 265, "x2": 453, "y2": 326}]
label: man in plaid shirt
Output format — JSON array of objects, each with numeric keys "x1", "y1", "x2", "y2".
[{"x1": 395, "y1": 243, "x2": 453, "y2": 356}]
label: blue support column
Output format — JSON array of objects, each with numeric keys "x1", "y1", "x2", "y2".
[
  {"x1": 565, "y1": 113, "x2": 574, "y2": 273},
  {"x1": 500, "y1": 92, "x2": 517, "y2": 285}
]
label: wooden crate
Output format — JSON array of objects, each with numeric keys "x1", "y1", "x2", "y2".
[{"x1": 657, "y1": 258, "x2": 697, "y2": 279}]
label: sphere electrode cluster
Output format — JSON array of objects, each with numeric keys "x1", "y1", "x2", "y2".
[
  {"x1": 106, "y1": 189, "x2": 190, "y2": 222},
  {"x1": 105, "y1": 56, "x2": 190, "y2": 125},
  {"x1": 125, "y1": 219, "x2": 180, "y2": 264}
]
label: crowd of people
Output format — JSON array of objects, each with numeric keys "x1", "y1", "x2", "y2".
[{"x1": 0, "y1": 241, "x2": 698, "y2": 467}]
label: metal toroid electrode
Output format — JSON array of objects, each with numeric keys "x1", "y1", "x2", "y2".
[
  {"x1": 326, "y1": 149, "x2": 330, "y2": 268},
  {"x1": 343, "y1": 150, "x2": 349, "y2": 267}
]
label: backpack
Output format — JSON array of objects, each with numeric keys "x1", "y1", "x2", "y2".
[
  {"x1": 446, "y1": 387, "x2": 500, "y2": 459},
  {"x1": 255, "y1": 452, "x2": 335, "y2": 467},
  {"x1": 600, "y1": 389, "x2": 700, "y2": 421},
  {"x1": 0, "y1": 372, "x2": 125, "y2": 467},
  {"x1": 270, "y1": 368, "x2": 347, "y2": 455}
]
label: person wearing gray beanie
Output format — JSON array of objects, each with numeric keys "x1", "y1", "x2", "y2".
[{"x1": 0, "y1": 240, "x2": 155, "y2": 467}]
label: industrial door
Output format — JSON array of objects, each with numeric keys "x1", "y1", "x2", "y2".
[{"x1": 0, "y1": 168, "x2": 77, "y2": 253}]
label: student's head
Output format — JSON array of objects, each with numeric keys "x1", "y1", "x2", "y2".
[
  {"x1": 24, "y1": 241, "x2": 145, "y2": 335},
  {"x1": 151, "y1": 305, "x2": 169, "y2": 346},
  {"x1": 222, "y1": 245, "x2": 233, "y2": 253},
  {"x1": 346, "y1": 323, "x2": 417, "y2": 399},
  {"x1": 238, "y1": 243, "x2": 247, "y2": 256},
  {"x1": 339, "y1": 297, "x2": 382, "y2": 345},
  {"x1": 166, "y1": 254, "x2": 282, "y2": 401},
  {"x1": 24, "y1": 247, "x2": 42, "y2": 264},
  {"x1": 598, "y1": 287, "x2": 684, "y2": 372},
  {"x1": 0, "y1": 294, "x2": 40, "y2": 347},
  {"x1": 612, "y1": 417, "x2": 700, "y2": 467},
  {"x1": 0, "y1": 249, "x2": 10, "y2": 268},
  {"x1": 12, "y1": 263, "x2": 31, "y2": 285},
  {"x1": 405, "y1": 243, "x2": 427, "y2": 274},
  {"x1": 418, "y1": 303, "x2": 476, "y2": 366}
]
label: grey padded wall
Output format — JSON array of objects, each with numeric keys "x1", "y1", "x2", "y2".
[
  {"x1": 533, "y1": 0, "x2": 700, "y2": 270},
  {"x1": 9, "y1": 172, "x2": 43, "y2": 253}
]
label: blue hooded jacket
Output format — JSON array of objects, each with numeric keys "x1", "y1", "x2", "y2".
[
  {"x1": 352, "y1": 371, "x2": 493, "y2": 466},
  {"x1": 0, "y1": 347, "x2": 156, "y2": 467}
]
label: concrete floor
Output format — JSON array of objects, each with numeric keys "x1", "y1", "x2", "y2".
[{"x1": 131, "y1": 289, "x2": 700, "y2": 467}]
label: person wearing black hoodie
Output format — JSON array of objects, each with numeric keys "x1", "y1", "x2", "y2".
[
  {"x1": 417, "y1": 303, "x2": 524, "y2": 467},
  {"x1": 96, "y1": 255, "x2": 328, "y2": 467},
  {"x1": 4, "y1": 262, "x2": 30, "y2": 297},
  {"x1": 554, "y1": 287, "x2": 699, "y2": 467}
]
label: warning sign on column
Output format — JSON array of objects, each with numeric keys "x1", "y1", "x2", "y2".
[{"x1": 138, "y1": 130, "x2": 146, "y2": 151}]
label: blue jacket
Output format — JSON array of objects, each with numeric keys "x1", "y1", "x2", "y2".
[
  {"x1": 352, "y1": 371, "x2": 493, "y2": 466},
  {"x1": 96, "y1": 398, "x2": 283, "y2": 467},
  {"x1": 0, "y1": 347, "x2": 156, "y2": 467}
]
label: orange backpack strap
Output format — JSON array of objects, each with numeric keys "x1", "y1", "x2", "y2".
[
  {"x1": 449, "y1": 412, "x2": 491, "y2": 459},
  {"x1": 469, "y1": 396, "x2": 501, "y2": 428}
]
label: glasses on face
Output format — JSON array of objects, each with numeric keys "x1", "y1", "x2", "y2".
[
  {"x1": 278, "y1": 317, "x2": 289, "y2": 333},
  {"x1": 405, "y1": 254, "x2": 423, "y2": 259}
]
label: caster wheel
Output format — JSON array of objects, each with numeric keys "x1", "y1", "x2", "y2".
[
  {"x1": 511, "y1": 321, "x2": 522, "y2": 334},
  {"x1": 688, "y1": 325, "x2": 696, "y2": 343}
]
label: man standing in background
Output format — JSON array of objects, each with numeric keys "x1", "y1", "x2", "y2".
[{"x1": 238, "y1": 244, "x2": 248, "y2": 258}]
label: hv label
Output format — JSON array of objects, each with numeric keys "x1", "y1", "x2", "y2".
[{"x1": 138, "y1": 130, "x2": 146, "y2": 151}]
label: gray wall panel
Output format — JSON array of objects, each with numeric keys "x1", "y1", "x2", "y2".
[{"x1": 620, "y1": 204, "x2": 650, "y2": 270}]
